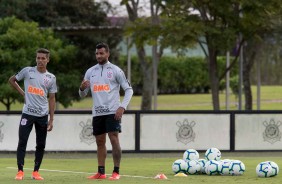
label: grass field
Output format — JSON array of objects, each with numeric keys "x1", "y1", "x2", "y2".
[
  {"x1": 2, "y1": 85, "x2": 282, "y2": 111},
  {"x1": 0, "y1": 152, "x2": 281, "y2": 183}
]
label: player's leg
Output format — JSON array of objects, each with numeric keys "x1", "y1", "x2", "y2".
[
  {"x1": 106, "y1": 114, "x2": 121, "y2": 180},
  {"x1": 88, "y1": 116, "x2": 107, "y2": 179},
  {"x1": 15, "y1": 114, "x2": 34, "y2": 180},
  {"x1": 96, "y1": 133, "x2": 107, "y2": 170},
  {"x1": 32, "y1": 115, "x2": 48, "y2": 180},
  {"x1": 108, "y1": 131, "x2": 121, "y2": 167}
]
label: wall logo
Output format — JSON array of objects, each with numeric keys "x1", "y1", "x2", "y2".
[
  {"x1": 0, "y1": 121, "x2": 4, "y2": 143},
  {"x1": 263, "y1": 119, "x2": 281, "y2": 144},
  {"x1": 176, "y1": 119, "x2": 196, "y2": 145},
  {"x1": 79, "y1": 119, "x2": 95, "y2": 145}
]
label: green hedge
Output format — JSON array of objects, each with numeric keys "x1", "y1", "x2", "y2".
[{"x1": 117, "y1": 56, "x2": 238, "y2": 95}]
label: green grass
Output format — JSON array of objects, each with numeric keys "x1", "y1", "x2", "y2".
[
  {"x1": 2, "y1": 85, "x2": 282, "y2": 111},
  {"x1": 0, "y1": 152, "x2": 281, "y2": 183}
]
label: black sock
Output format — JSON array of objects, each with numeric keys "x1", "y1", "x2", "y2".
[
  {"x1": 34, "y1": 162, "x2": 41, "y2": 172},
  {"x1": 18, "y1": 164, "x2": 23, "y2": 171},
  {"x1": 113, "y1": 167, "x2": 119, "y2": 174},
  {"x1": 98, "y1": 166, "x2": 105, "y2": 174}
]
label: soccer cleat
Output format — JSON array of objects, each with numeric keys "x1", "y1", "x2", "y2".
[
  {"x1": 87, "y1": 173, "x2": 106, "y2": 179},
  {"x1": 32, "y1": 171, "x2": 44, "y2": 180},
  {"x1": 109, "y1": 172, "x2": 120, "y2": 180},
  {"x1": 15, "y1": 170, "x2": 24, "y2": 180}
]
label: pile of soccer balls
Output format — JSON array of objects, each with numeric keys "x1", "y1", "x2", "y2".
[{"x1": 172, "y1": 148, "x2": 278, "y2": 177}]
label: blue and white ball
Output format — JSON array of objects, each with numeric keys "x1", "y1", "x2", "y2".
[
  {"x1": 198, "y1": 159, "x2": 207, "y2": 174},
  {"x1": 205, "y1": 160, "x2": 221, "y2": 175},
  {"x1": 172, "y1": 159, "x2": 188, "y2": 174},
  {"x1": 218, "y1": 159, "x2": 232, "y2": 175},
  {"x1": 186, "y1": 160, "x2": 201, "y2": 174},
  {"x1": 265, "y1": 161, "x2": 279, "y2": 177},
  {"x1": 205, "y1": 148, "x2": 221, "y2": 161},
  {"x1": 229, "y1": 160, "x2": 245, "y2": 176},
  {"x1": 256, "y1": 162, "x2": 273, "y2": 177},
  {"x1": 183, "y1": 149, "x2": 199, "y2": 161}
]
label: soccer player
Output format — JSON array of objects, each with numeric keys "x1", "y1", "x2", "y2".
[
  {"x1": 79, "y1": 42, "x2": 133, "y2": 180},
  {"x1": 8, "y1": 48, "x2": 57, "y2": 180}
]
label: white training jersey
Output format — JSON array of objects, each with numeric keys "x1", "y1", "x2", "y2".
[
  {"x1": 15, "y1": 66, "x2": 57, "y2": 117},
  {"x1": 79, "y1": 61, "x2": 133, "y2": 117}
]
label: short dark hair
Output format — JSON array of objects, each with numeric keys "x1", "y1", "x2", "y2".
[
  {"x1": 36, "y1": 48, "x2": 50, "y2": 58},
  {"x1": 96, "y1": 42, "x2": 109, "y2": 52}
]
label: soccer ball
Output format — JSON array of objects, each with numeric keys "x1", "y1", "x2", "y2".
[
  {"x1": 256, "y1": 162, "x2": 273, "y2": 177},
  {"x1": 265, "y1": 161, "x2": 279, "y2": 177},
  {"x1": 183, "y1": 149, "x2": 199, "y2": 161},
  {"x1": 218, "y1": 159, "x2": 232, "y2": 175},
  {"x1": 172, "y1": 159, "x2": 188, "y2": 174},
  {"x1": 229, "y1": 160, "x2": 245, "y2": 176},
  {"x1": 205, "y1": 148, "x2": 221, "y2": 161},
  {"x1": 186, "y1": 160, "x2": 201, "y2": 174},
  {"x1": 198, "y1": 159, "x2": 207, "y2": 174},
  {"x1": 205, "y1": 160, "x2": 221, "y2": 175}
]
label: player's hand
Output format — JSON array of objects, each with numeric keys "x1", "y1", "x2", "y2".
[
  {"x1": 80, "y1": 80, "x2": 90, "y2": 91},
  {"x1": 47, "y1": 120, "x2": 53, "y2": 131},
  {"x1": 115, "y1": 107, "x2": 125, "y2": 120}
]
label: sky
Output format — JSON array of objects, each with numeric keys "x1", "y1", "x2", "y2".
[{"x1": 96, "y1": 0, "x2": 150, "y2": 16}]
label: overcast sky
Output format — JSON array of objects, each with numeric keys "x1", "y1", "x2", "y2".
[{"x1": 96, "y1": 0, "x2": 150, "y2": 17}]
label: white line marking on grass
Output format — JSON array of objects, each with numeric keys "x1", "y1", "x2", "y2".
[{"x1": 6, "y1": 167, "x2": 153, "y2": 179}]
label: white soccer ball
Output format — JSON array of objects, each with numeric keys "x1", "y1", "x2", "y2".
[
  {"x1": 205, "y1": 148, "x2": 221, "y2": 161},
  {"x1": 218, "y1": 159, "x2": 232, "y2": 175},
  {"x1": 265, "y1": 161, "x2": 279, "y2": 177},
  {"x1": 183, "y1": 149, "x2": 199, "y2": 161},
  {"x1": 256, "y1": 162, "x2": 273, "y2": 177},
  {"x1": 205, "y1": 160, "x2": 221, "y2": 175},
  {"x1": 229, "y1": 160, "x2": 245, "y2": 176},
  {"x1": 186, "y1": 160, "x2": 201, "y2": 175},
  {"x1": 198, "y1": 159, "x2": 207, "y2": 174},
  {"x1": 172, "y1": 159, "x2": 188, "y2": 174}
]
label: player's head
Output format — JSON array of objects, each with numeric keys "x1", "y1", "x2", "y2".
[
  {"x1": 96, "y1": 42, "x2": 110, "y2": 53},
  {"x1": 95, "y1": 42, "x2": 110, "y2": 65},
  {"x1": 36, "y1": 48, "x2": 50, "y2": 59},
  {"x1": 36, "y1": 48, "x2": 50, "y2": 69}
]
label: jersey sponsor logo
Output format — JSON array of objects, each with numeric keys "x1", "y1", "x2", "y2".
[
  {"x1": 93, "y1": 84, "x2": 110, "y2": 92},
  {"x1": 95, "y1": 106, "x2": 110, "y2": 114},
  {"x1": 27, "y1": 85, "x2": 44, "y2": 96},
  {"x1": 27, "y1": 104, "x2": 43, "y2": 115}
]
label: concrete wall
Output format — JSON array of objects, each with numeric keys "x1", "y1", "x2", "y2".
[{"x1": 0, "y1": 111, "x2": 281, "y2": 152}]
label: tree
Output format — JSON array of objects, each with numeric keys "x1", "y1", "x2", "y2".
[
  {"x1": 0, "y1": 0, "x2": 123, "y2": 109},
  {"x1": 0, "y1": 17, "x2": 77, "y2": 110},
  {"x1": 161, "y1": 0, "x2": 282, "y2": 110},
  {"x1": 122, "y1": 0, "x2": 166, "y2": 110}
]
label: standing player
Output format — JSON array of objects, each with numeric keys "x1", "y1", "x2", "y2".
[
  {"x1": 8, "y1": 48, "x2": 57, "y2": 180},
  {"x1": 79, "y1": 42, "x2": 133, "y2": 180}
]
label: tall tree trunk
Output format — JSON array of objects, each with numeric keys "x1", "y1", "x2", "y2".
[
  {"x1": 208, "y1": 48, "x2": 220, "y2": 110},
  {"x1": 243, "y1": 52, "x2": 253, "y2": 110},
  {"x1": 137, "y1": 47, "x2": 153, "y2": 110},
  {"x1": 243, "y1": 40, "x2": 262, "y2": 110}
]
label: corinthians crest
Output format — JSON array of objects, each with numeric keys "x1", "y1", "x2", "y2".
[
  {"x1": 176, "y1": 119, "x2": 196, "y2": 145},
  {"x1": 79, "y1": 119, "x2": 95, "y2": 145},
  {"x1": 263, "y1": 119, "x2": 281, "y2": 144},
  {"x1": 0, "y1": 121, "x2": 4, "y2": 143}
]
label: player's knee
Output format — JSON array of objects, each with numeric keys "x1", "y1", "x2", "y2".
[{"x1": 36, "y1": 144, "x2": 45, "y2": 151}]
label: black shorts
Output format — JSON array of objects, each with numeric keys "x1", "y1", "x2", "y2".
[{"x1": 92, "y1": 114, "x2": 121, "y2": 136}]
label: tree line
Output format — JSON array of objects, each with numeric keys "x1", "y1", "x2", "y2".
[{"x1": 1, "y1": 0, "x2": 282, "y2": 111}]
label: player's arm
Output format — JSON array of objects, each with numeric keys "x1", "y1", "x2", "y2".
[
  {"x1": 8, "y1": 75, "x2": 25, "y2": 97},
  {"x1": 48, "y1": 93, "x2": 56, "y2": 131},
  {"x1": 78, "y1": 79, "x2": 90, "y2": 98}
]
